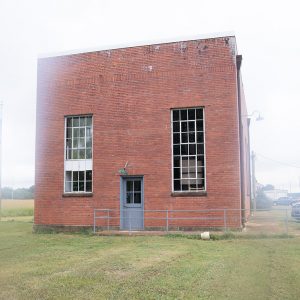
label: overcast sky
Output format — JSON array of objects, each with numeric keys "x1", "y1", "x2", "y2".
[{"x1": 0, "y1": 0, "x2": 300, "y2": 191}]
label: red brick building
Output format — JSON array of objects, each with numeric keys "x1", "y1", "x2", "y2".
[{"x1": 35, "y1": 34, "x2": 251, "y2": 231}]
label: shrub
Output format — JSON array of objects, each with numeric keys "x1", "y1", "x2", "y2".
[{"x1": 256, "y1": 190, "x2": 273, "y2": 210}]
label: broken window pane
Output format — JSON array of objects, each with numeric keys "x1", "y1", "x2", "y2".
[
  {"x1": 197, "y1": 156, "x2": 205, "y2": 168},
  {"x1": 197, "y1": 179, "x2": 205, "y2": 190},
  {"x1": 197, "y1": 167, "x2": 205, "y2": 179},
  {"x1": 182, "y1": 156, "x2": 189, "y2": 168},
  {"x1": 182, "y1": 168, "x2": 189, "y2": 178}
]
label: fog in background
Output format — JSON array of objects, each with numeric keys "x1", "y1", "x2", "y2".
[{"x1": 0, "y1": 0, "x2": 299, "y2": 191}]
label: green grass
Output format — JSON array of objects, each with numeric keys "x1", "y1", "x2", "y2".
[
  {"x1": 1, "y1": 199, "x2": 34, "y2": 217},
  {"x1": 1, "y1": 207, "x2": 34, "y2": 217},
  {"x1": 1, "y1": 222, "x2": 300, "y2": 299}
]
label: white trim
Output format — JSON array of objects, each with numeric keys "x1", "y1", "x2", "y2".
[
  {"x1": 171, "y1": 107, "x2": 206, "y2": 193},
  {"x1": 65, "y1": 160, "x2": 92, "y2": 171},
  {"x1": 64, "y1": 115, "x2": 93, "y2": 193},
  {"x1": 171, "y1": 110, "x2": 174, "y2": 192},
  {"x1": 38, "y1": 31, "x2": 235, "y2": 59}
]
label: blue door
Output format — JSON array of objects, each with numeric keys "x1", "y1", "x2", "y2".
[{"x1": 121, "y1": 177, "x2": 144, "y2": 230}]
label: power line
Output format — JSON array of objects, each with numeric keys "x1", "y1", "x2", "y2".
[{"x1": 256, "y1": 153, "x2": 300, "y2": 169}]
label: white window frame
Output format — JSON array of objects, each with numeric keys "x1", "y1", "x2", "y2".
[
  {"x1": 65, "y1": 170, "x2": 93, "y2": 193},
  {"x1": 64, "y1": 115, "x2": 93, "y2": 194},
  {"x1": 171, "y1": 107, "x2": 206, "y2": 193}
]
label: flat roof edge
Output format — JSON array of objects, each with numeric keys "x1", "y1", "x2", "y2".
[{"x1": 38, "y1": 31, "x2": 235, "y2": 59}]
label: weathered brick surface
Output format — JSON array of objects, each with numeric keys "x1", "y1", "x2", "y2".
[{"x1": 35, "y1": 36, "x2": 250, "y2": 229}]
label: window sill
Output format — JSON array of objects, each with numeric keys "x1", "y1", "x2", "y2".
[
  {"x1": 171, "y1": 191, "x2": 207, "y2": 197},
  {"x1": 62, "y1": 193, "x2": 93, "y2": 198}
]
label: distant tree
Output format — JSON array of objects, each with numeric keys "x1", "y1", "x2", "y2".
[
  {"x1": 256, "y1": 189, "x2": 273, "y2": 210},
  {"x1": 29, "y1": 185, "x2": 35, "y2": 196},
  {"x1": 1, "y1": 187, "x2": 13, "y2": 199},
  {"x1": 261, "y1": 184, "x2": 275, "y2": 191},
  {"x1": 1, "y1": 186, "x2": 34, "y2": 199}
]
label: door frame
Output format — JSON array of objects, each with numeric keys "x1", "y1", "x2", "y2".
[{"x1": 120, "y1": 176, "x2": 144, "y2": 230}]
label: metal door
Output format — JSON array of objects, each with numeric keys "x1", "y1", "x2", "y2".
[{"x1": 121, "y1": 177, "x2": 144, "y2": 230}]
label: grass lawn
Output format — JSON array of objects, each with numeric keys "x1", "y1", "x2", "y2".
[{"x1": 1, "y1": 221, "x2": 300, "y2": 299}]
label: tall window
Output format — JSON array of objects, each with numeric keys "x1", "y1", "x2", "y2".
[
  {"x1": 172, "y1": 108, "x2": 205, "y2": 192},
  {"x1": 64, "y1": 115, "x2": 93, "y2": 193},
  {"x1": 66, "y1": 116, "x2": 92, "y2": 160}
]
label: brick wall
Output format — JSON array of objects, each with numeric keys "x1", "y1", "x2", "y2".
[{"x1": 35, "y1": 36, "x2": 248, "y2": 229}]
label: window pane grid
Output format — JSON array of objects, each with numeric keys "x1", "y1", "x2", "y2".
[
  {"x1": 65, "y1": 170, "x2": 93, "y2": 193},
  {"x1": 65, "y1": 116, "x2": 92, "y2": 160},
  {"x1": 172, "y1": 108, "x2": 205, "y2": 192},
  {"x1": 126, "y1": 180, "x2": 142, "y2": 204}
]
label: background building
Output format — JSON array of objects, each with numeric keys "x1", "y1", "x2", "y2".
[{"x1": 264, "y1": 189, "x2": 288, "y2": 201}]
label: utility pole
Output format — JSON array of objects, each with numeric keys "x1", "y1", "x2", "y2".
[
  {"x1": 0, "y1": 102, "x2": 3, "y2": 221},
  {"x1": 251, "y1": 151, "x2": 256, "y2": 212}
]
